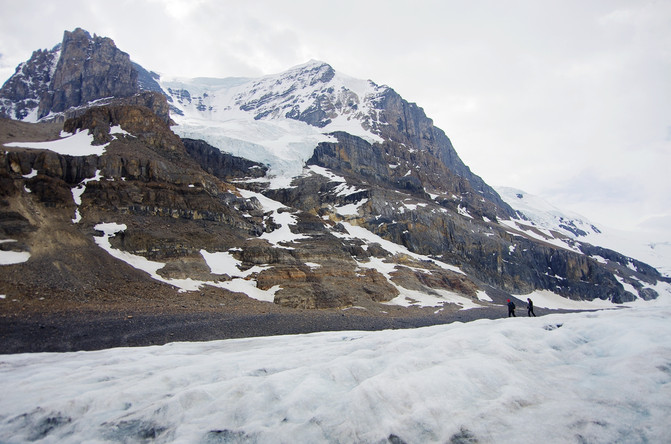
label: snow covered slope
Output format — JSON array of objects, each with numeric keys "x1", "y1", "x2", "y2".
[
  {"x1": 497, "y1": 186, "x2": 671, "y2": 276},
  {"x1": 497, "y1": 186, "x2": 602, "y2": 238},
  {"x1": 161, "y1": 61, "x2": 388, "y2": 183},
  {"x1": 2, "y1": 305, "x2": 670, "y2": 443}
]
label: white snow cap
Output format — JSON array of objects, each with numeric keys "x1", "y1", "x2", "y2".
[{"x1": 162, "y1": 60, "x2": 388, "y2": 183}]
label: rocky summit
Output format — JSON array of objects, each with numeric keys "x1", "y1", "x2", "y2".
[{"x1": 0, "y1": 28, "x2": 668, "y2": 328}]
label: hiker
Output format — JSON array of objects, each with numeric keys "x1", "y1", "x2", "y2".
[
  {"x1": 507, "y1": 299, "x2": 516, "y2": 317},
  {"x1": 527, "y1": 298, "x2": 536, "y2": 317}
]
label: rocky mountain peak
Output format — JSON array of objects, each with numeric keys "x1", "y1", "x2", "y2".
[
  {"x1": 0, "y1": 45, "x2": 61, "y2": 121},
  {"x1": 0, "y1": 28, "x2": 143, "y2": 122},
  {"x1": 163, "y1": 62, "x2": 515, "y2": 218},
  {"x1": 281, "y1": 59, "x2": 337, "y2": 85},
  {"x1": 233, "y1": 60, "x2": 375, "y2": 127},
  {"x1": 38, "y1": 28, "x2": 139, "y2": 119}
]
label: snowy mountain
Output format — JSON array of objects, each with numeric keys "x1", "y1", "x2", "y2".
[
  {"x1": 0, "y1": 28, "x2": 160, "y2": 122},
  {"x1": 165, "y1": 60, "x2": 387, "y2": 138},
  {"x1": 160, "y1": 60, "x2": 393, "y2": 182},
  {"x1": 160, "y1": 60, "x2": 507, "y2": 208},
  {"x1": 497, "y1": 186, "x2": 671, "y2": 277},
  {"x1": 0, "y1": 28, "x2": 669, "y2": 321},
  {"x1": 497, "y1": 186, "x2": 603, "y2": 238},
  {"x1": 158, "y1": 64, "x2": 381, "y2": 187}
]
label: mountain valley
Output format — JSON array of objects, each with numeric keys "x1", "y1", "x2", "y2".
[{"x1": 0, "y1": 28, "x2": 668, "y2": 351}]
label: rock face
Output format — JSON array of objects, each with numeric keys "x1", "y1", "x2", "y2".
[
  {"x1": 0, "y1": 28, "x2": 154, "y2": 122},
  {"x1": 38, "y1": 28, "x2": 139, "y2": 118},
  {"x1": 0, "y1": 47, "x2": 60, "y2": 120},
  {"x1": 264, "y1": 130, "x2": 663, "y2": 305},
  {"x1": 309, "y1": 131, "x2": 507, "y2": 221},
  {"x1": 0, "y1": 95, "x2": 441, "y2": 310},
  {"x1": 0, "y1": 98, "x2": 266, "y2": 300},
  {"x1": 182, "y1": 138, "x2": 268, "y2": 181},
  {"x1": 372, "y1": 88, "x2": 511, "y2": 215}
]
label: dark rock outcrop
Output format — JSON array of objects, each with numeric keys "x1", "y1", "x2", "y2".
[
  {"x1": 38, "y1": 28, "x2": 139, "y2": 118},
  {"x1": 63, "y1": 96, "x2": 181, "y2": 157},
  {"x1": 372, "y1": 88, "x2": 513, "y2": 217},
  {"x1": 132, "y1": 62, "x2": 163, "y2": 95},
  {"x1": 0, "y1": 28, "x2": 165, "y2": 123},
  {"x1": 182, "y1": 138, "x2": 268, "y2": 181},
  {"x1": 0, "y1": 47, "x2": 60, "y2": 120}
]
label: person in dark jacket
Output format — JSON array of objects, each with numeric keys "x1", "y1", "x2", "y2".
[
  {"x1": 527, "y1": 298, "x2": 536, "y2": 317},
  {"x1": 507, "y1": 299, "x2": 516, "y2": 317}
]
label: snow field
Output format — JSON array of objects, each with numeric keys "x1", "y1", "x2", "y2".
[
  {"x1": 71, "y1": 169, "x2": 103, "y2": 223},
  {"x1": 237, "y1": 189, "x2": 308, "y2": 247},
  {"x1": 517, "y1": 289, "x2": 626, "y2": 310},
  {"x1": 4, "y1": 125, "x2": 128, "y2": 157},
  {"x1": 93, "y1": 222, "x2": 280, "y2": 301},
  {"x1": 0, "y1": 307, "x2": 669, "y2": 443},
  {"x1": 0, "y1": 239, "x2": 30, "y2": 265},
  {"x1": 3, "y1": 130, "x2": 103, "y2": 155},
  {"x1": 0, "y1": 237, "x2": 30, "y2": 264}
]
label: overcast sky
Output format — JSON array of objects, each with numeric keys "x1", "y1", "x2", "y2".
[{"x1": 1, "y1": 0, "x2": 669, "y2": 237}]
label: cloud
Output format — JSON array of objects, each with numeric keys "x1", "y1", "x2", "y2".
[
  {"x1": 539, "y1": 163, "x2": 671, "y2": 234},
  {"x1": 148, "y1": 0, "x2": 208, "y2": 19},
  {"x1": 546, "y1": 168, "x2": 639, "y2": 206},
  {"x1": 637, "y1": 213, "x2": 671, "y2": 235}
]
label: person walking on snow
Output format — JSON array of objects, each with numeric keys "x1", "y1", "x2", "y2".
[
  {"x1": 507, "y1": 299, "x2": 516, "y2": 317},
  {"x1": 527, "y1": 298, "x2": 536, "y2": 317}
]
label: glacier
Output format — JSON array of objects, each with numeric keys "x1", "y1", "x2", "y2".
[
  {"x1": 1, "y1": 304, "x2": 670, "y2": 443},
  {"x1": 161, "y1": 60, "x2": 387, "y2": 186}
]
